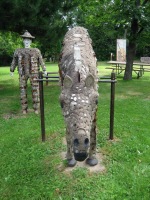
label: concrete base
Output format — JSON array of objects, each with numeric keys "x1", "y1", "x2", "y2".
[{"x1": 59, "y1": 151, "x2": 106, "y2": 174}]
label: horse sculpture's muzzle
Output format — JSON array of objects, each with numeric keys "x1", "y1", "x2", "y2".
[
  {"x1": 74, "y1": 152, "x2": 88, "y2": 161},
  {"x1": 73, "y1": 131, "x2": 90, "y2": 161}
]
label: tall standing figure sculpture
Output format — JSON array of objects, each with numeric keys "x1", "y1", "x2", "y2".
[
  {"x1": 59, "y1": 27, "x2": 99, "y2": 167},
  {"x1": 10, "y1": 31, "x2": 47, "y2": 114}
]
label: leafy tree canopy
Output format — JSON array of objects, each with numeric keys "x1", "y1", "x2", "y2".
[
  {"x1": 0, "y1": 0, "x2": 149, "y2": 75},
  {"x1": 0, "y1": 0, "x2": 79, "y2": 63}
]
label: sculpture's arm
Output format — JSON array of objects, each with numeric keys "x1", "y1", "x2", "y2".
[
  {"x1": 37, "y1": 49, "x2": 47, "y2": 75},
  {"x1": 10, "y1": 51, "x2": 18, "y2": 74}
]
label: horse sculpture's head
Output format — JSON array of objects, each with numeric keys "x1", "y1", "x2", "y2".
[{"x1": 60, "y1": 73, "x2": 98, "y2": 161}]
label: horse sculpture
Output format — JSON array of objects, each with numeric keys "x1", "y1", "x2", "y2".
[{"x1": 59, "y1": 27, "x2": 99, "y2": 167}]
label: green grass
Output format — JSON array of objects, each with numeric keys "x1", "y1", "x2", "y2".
[{"x1": 0, "y1": 62, "x2": 150, "y2": 200}]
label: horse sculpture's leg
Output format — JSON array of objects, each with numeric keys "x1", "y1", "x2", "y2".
[
  {"x1": 66, "y1": 129, "x2": 77, "y2": 167},
  {"x1": 86, "y1": 115, "x2": 98, "y2": 166}
]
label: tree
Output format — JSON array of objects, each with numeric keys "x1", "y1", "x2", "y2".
[
  {"x1": 75, "y1": 0, "x2": 150, "y2": 80},
  {"x1": 0, "y1": 31, "x2": 23, "y2": 65},
  {"x1": 0, "y1": 0, "x2": 63, "y2": 33},
  {"x1": 0, "y1": 0, "x2": 149, "y2": 70},
  {"x1": 114, "y1": 0, "x2": 150, "y2": 80},
  {"x1": 70, "y1": 0, "x2": 117, "y2": 60},
  {"x1": 0, "y1": 0, "x2": 79, "y2": 62}
]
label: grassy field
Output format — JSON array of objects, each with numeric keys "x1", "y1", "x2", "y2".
[{"x1": 0, "y1": 62, "x2": 150, "y2": 200}]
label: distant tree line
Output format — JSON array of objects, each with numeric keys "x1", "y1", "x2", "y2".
[{"x1": 0, "y1": 0, "x2": 149, "y2": 79}]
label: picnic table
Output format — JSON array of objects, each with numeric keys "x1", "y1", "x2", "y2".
[{"x1": 106, "y1": 61, "x2": 150, "y2": 78}]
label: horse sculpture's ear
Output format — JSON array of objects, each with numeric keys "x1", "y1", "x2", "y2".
[
  {"x1": 85, "y1": 74, "x2": 94, "y2": 87},
  {"x1": 63, "y1": 75, "x2": 73, "y2": 88}
]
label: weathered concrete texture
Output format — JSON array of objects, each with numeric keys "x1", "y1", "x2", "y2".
[
  {"x1": 59, "y1": 26, "x2": 99, "y2": 166},
  {"x1": 10, "y1": 48, "x2": 46, "y2": 113}
]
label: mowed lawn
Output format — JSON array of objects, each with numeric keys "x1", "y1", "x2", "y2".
[{"x1": 0, "y1": 62, "x2": 150, "y2": 200}]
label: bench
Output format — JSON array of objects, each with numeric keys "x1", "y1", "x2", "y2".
[
  {"x1": 107, "y1": 60, "x2": 150, "y2": 78},
  {"x1": 45, "y1": 72, "x2": 59, "y2": 85},
  {"x1": 140, "y1": 57, "x2": 150, "y2": 75},
  {"x1": 105, "y1": 67, "x2": 116, "y2": 70},
  {"x1": 140, "y1": 57, "x2": 150, "y2": 64}
]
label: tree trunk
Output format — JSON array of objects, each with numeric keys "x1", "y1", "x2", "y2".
[
  {"x1": 123, "y1": 41, "x2": 136, "y2": 80},
  {"x1": 123, "y1": 14, "x2": 139, "y2": 80}
]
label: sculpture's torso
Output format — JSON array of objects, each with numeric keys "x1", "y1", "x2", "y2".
[{"x1": 11, "y1": 48, "x2": 45, "y2": 76}]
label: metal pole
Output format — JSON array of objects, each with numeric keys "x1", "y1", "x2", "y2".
[
  {"x1": 46, "y1": 73, "x2": 48, "y2": 86},
  {"x1": 39, "y1": 71, "x2": 45, "y2": 142},
  {"x1": 109, "y1": 71, "x2": 116, "y2": 140}
]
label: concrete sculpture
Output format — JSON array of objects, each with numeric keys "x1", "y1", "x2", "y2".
[
  {"x1": 59, "y1": 27, "x2": 99, "y2": 167},
  {"x1": 10, "y1": 30, "x2": 47, "y2": 114}
]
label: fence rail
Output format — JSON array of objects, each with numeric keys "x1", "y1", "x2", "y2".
[{"x1": 37, "y1": 71, "x2": 117, "y2": 142}]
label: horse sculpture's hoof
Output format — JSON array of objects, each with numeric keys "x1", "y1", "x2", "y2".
[
  {"x1": 22, "y1": 110, "x2": 27, "y2": 114},
  {"x1": 67, "y1": 159, "x2": 77, "y2": 167},
  {"x1": 86, "y1": 158, "x2": 98, "y2": 166},
  {"x1": 34, "y1": 110, "x2": 39, "y2": 114}
]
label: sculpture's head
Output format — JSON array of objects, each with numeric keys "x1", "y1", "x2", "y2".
[
  {"x1": 23, "y1": 38, "x2": 32, "y2": 48},
  {"x1": 21, "y1": 30, "x2": 35, "y2": 48},
  {"x1": 60, "y1": 73, "x2": 98, "y2": 161}
]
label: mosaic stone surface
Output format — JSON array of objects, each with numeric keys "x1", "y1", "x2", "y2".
[
  {"x1": 10, "y1": 48, "x2": 46, "y2": 113},
  {"x1": 59, "y1": 27, "x2": 99, "y2": 166}
]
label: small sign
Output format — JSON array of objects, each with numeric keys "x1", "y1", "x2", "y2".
[{"x1": 117, "y1": 39, "x2": 126, "y2": 61}]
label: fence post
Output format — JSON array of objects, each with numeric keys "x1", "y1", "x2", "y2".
[
  {"x1": 109, "y1": 71, "x2": 116, "y2": 140},
  {"x1": 46, "y1": 72, "x2": 49, "y2": 86},
  {"x1": 39, "y1": 71, "x2": 45, "y2": 142}
]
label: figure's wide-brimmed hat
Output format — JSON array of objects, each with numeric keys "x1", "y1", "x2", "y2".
[{"x1": 21, "y1": 30, "x2": 35, "y2": 39}]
